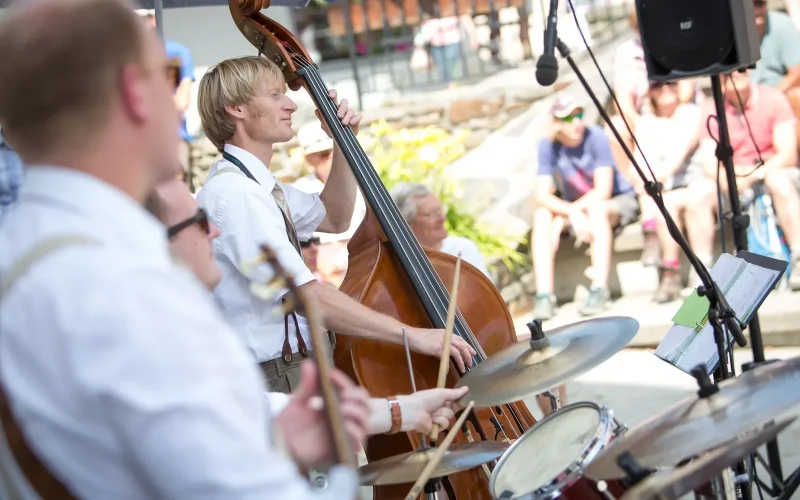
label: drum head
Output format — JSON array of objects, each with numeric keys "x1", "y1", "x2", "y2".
[{"x1": 492, "y1": 404, "x2": 602, "y2": 499}]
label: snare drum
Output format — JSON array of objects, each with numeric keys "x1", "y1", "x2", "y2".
[{"x1": 490, "y1": 402, "x2": 627, "y2": 500}]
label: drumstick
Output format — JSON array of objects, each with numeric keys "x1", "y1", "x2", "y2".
[
  {"x1": 403, "y1": 401, "x2": 475, "y2": 500},
  {"x1": 430, "y1": 253, "x2": 462, "y2": 441}
]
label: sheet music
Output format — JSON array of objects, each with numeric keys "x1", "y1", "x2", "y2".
[{"x1": 654, "y1": 253, "x2": 780, "y2": 375}]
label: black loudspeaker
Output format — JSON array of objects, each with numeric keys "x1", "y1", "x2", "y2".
[{"x1": 635, "y1": 0, "x2": 761, "y2": 81}]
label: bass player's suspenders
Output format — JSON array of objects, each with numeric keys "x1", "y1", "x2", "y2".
[{"x1": 0, "y1": 235, "x2": 101, "y2": 499}]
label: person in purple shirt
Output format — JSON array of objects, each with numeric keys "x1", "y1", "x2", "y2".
[
  {"x1": 531, "y1": 94, "x2": 639, "y2": 319},
  {"x1": 137, "y1": 9, "x2": 196, "y2": 191}
]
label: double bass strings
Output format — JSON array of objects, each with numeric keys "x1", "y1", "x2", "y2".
[{"x1": 284, "y1": 45, "x2": 524, "y2": 441}]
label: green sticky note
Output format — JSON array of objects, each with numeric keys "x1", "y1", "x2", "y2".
[{"x1": 671, "y1": 290, "x2": 710, "y2": 329}]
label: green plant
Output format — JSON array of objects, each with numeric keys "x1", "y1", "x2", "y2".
[{"x1": 363, "y1": 120, "x2": 527, "y2": 272}]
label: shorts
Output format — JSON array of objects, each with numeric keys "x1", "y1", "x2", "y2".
[{"x1": 610, "y1": 192, "x2": 641, "y2": 230}]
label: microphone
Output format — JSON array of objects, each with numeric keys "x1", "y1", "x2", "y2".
[{"x1": 536, "y1": 0, "x2": 560, "y2": 86}]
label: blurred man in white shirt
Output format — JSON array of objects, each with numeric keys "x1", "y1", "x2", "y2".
[
  {"x1": 196, "y1": 57, "x2": 476, "y2": 395},
  {"x1": 0, "y1": 1, "x2": 367, "y2": 498}
]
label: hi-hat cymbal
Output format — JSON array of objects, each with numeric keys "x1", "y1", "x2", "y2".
[
  {"x1": 454, "y1": 317, "x2": 639, "y2": 407},
  {"x1": 586, "y1": 356, "x2": 800, "y2": 481},
  {"x1": 620, "y1": 417, "x2": 797, "y2": 500},
  {"x1": 358, "y1": 442, "x2": 509, "y2": 486}
]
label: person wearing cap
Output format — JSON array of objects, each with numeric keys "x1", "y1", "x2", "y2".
[
  {"x1": 532, "y1": 94, "x2": 639, "y2": 319},
  {"x1": 293, "y1": 121, "x2": 366, "y2": 286},
  {"x1": 136, "y1": 9, "x2": 197, "y2": 191}
]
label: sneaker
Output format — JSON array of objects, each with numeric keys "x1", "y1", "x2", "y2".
[
  {"x1": 654, "y1": 265, "x2": 681, "y2": 303},
  {"x1": 579, "y1": 287, "x2": 609, "y2": 316},
  {"x1": 640, "y1": 231, "x2": 661, "y2": 267},
  {"x1": 533, "y1": 293, "x2": 556, "y2": 320}
]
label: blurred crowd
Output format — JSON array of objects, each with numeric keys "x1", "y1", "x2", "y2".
[{"x1": 3, "y1": 1, "x2": 800, "y2": 326}]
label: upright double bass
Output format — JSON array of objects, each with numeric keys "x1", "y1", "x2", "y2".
[{"x1": 228, "y1": 3, "x2": 537, "y2": 498}]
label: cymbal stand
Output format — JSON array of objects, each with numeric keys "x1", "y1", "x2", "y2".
[
  {"x1": 527, "y1": 320, "x2": 563, "y2": 414},
  {"x1": 403, "y1": 329, "x2": 443, "y2": 500}
]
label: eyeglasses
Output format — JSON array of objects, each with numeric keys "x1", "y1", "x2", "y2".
[
  {"x1": 167, "y1": 209, "x2": 210, "y2": 239},
  {"x1": 300, "y1": 237, "x2": 321, "y2": 248},
  {"x1": 559, "y1": 111, "x2": 584, "y2": 123}
]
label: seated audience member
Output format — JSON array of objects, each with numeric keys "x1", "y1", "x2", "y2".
[
  {"x1": 702, "y1": 70, "x2": 800, "y2": 289},
  {"x1": 293, "y1": 122, "x2": 366, "y2": 286},
  {"x1": 610, "y1": 6, "x2": 697, "y2": 266},
  {"x1": 752, "y1": 1, "x2": 800, "y2": 96},
  {"x1": 634, "y1": 81, "x2": 717, "y2": 302},
  {"x1": 0, "y1": 127, "x2": 24, "y2": 221},
  {"x1": 390, "y1": 181, "x2": 567, "y2": 416},
  {"x1": 533, "y1": 95, "x2": 640, "y2": 319},
  {"x1": 390, "y1": 182, "x2": 490, "y2": 277}
]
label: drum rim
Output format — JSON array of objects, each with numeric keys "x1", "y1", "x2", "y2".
[{"x1": 489, "y1": 401, "x2": 614, "y2": 500}]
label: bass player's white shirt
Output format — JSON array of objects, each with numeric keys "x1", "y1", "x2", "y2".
[
  {"x1": 197, "y1": 145, "x2": 326, "y2": 362},
  {"x1": 0, "y1": 167, "x2": 355, "y2": 499}
]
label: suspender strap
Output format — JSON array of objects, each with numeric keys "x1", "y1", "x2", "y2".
[
  {"x1": 0, "y1": 235, "x2": 101, "y2": 499},
  {"x1": 218, "y1": 152, "x2": 303, "y2": 255}
]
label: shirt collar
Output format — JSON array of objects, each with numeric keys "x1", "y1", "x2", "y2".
[
  {"x1": 222, "y1": 144, "x2": 277, "y2": 191},
  {"x1": 726, "y1": 84, "x2": 759, "y2": 113},
  {"x1": 19, "y1": 166, "x2": 170, "y2": 260}
]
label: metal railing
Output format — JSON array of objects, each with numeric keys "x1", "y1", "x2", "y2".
[{"x1": 296, "y1": 0, "x2": 633, "y2": 102}]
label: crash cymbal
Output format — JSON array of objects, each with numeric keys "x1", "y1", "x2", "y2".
[
  {"x1": 358, "y1": 441, "x2": 509, "y2": 486},
  {"x1": 620, "y1": 417, "x2": 796, "y2": 500},
  {"x1": 586, "y1": 356, "x2": 800, "y2": 481},
  {"x1": 454, "y1": 317, "x2": 639, "y2": 407}
]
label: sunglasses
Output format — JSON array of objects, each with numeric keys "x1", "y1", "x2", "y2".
[
  {"x1": 559, "y1": 111, "x2": 584, "y2": 123},
  {"x1": 300, "y1": 237, "x2": 321, "y2": 248},
  {"x1": 649, "y1": 81, "x2": 677, "y2": 91},
  {"x1": 167, "y1": 209, "x2": 210, "y2": 239}
]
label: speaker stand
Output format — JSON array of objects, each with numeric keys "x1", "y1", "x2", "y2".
[{"x1": 709, "y1": 74, "x2": 783, "y2": 487}]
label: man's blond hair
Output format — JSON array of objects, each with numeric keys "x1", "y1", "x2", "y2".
[
  {"x1": 0, "y1": 0, "x2": 146, "y2": 159},
  {"x1": 198, "y1": 56, "x2": 285, "y2": 151}
]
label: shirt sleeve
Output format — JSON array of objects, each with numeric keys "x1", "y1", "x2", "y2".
[
  {"x1": 777, "y1": 14, "x2": 800, "y2": 71},
  {"x1": 206, "y1": 186, "x2": 317, "y2": 289},
  {"x1": 281, "y1": 181, "x2": 327, "y2": 241},
  {"x1": 264, "y1": 392, "x2": 291, "y2": 417},
  {"x1": 768, "y1": 87, "x2": 798, "y2": 126},
  {"x1": 536, "y1": 138, "x2": 555, "y2": 177},
  {"x1": 70, "y1": 269, "x2": 358, "y2": 500}
]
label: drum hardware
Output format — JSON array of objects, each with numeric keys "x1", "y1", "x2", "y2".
[
  {"x1": 585, "y1": 356, "x2": 800, "y2": 482},
  {"x1": 617, "y1": 417, "x2": 796, "y2": 500},
  {"x1": 456, "y1": 317, "x2": 639, "y2": 407}
]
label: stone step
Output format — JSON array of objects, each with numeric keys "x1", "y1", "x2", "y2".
[{"x1": 512, "y1": 289, "x2": 800, "y2": 348}]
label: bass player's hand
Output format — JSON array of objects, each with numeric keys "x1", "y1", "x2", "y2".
[{"x1": 407, "y1": 327, "x2": 476, "y2": 373}]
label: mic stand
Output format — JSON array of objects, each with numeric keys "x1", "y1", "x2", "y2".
[
  {"x1": 403, "y1": 329, "x2": 443, "y2": 500},
  {"x1": 554, "y1": 39, "x2": 751, "y2": 500}
]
